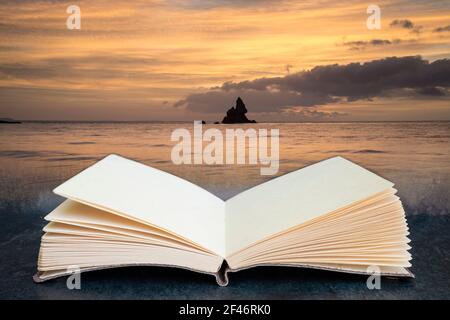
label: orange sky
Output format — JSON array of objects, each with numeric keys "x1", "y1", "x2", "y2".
[{"x1": 0, "y1": 0, "x2": 449, "y2": 121}]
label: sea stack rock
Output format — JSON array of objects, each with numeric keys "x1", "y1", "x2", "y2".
[{"x1": 221, "y1": 97, "x2": 257, "y2": 124}]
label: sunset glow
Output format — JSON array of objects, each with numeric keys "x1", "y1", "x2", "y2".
[{"x1": 1, "y1": 0, "x2": 449, "y2": 121}]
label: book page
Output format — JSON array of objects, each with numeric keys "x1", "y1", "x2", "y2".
[
  {"x1": 53, "y1": 155, "x2": 226, "y2": 257},
  {"x1": 225, "y1": 157, "x2": 394, "y2": 256}
]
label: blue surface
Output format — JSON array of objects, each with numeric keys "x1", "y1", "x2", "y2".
[{"x1": 1, "y1": 202, "x2": 449, "y2": 299}]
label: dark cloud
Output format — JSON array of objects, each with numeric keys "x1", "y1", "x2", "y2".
[
  {"x1": 390, "y1": 19, "x2": 415, "y2": 29},
  {"x1": 343, "y1": 39, "x2": 401, "y2": 50},
  {"x1": 173, "y1": 89, "x2": 336, "y2": 113},
  {"x1": 416, "y1": 87, "x2": 447, "y2": 96},
  {"x1": 390, "y1": 19, "x2": 423, "y2": 34},
  {"x1": 175, "y1": 56, "x2": 450, "y2": 113},
  {"x1": 342, "y1": 38, "x2": 420, "y2": 51},
  {"x1": 433, "y1": 25, "x2": 450, "y2": 33}
]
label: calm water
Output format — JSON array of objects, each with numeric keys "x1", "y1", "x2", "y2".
[{"x1": 0, "y1": 122, "x2": 449, "y2": 216}]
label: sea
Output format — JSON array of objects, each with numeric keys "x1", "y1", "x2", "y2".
[{"x1": 0, "y1": 121, "x2": 449, "y2": 216}]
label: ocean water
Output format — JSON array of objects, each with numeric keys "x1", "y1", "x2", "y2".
[
  {"x1": 0, "y1": 121, "x2": 449, "y2": 216},
  {"x1": 1, "y1": 121, "x2": 450, "y2": 299}
]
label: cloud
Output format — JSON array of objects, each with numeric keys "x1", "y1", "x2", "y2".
[
  {"x1": 416, "y1": 87, "x2": 446, "y2": 96},
  {"x1": 166, "y1": 0, "x2": 279, "y2": 10},
  {"x1": 343, "y1": 39, "x2": 401, "y2": 50},
  {"x1": 433, "y1": 25, "x2": 450, "y2": 33},
  {"x1": 279, "y1": 107, "x2": 347, "y2": 120},
  {"x1": 390, "y1": 19, "x2": 423, "y2": 34},
  {"x1": 175, "y1": 56, "x2": 450, "y2": 114},
  {"x1": 174, "y1": 89, "x2": 335, "y2": 113},
  {"x1": 0, "y1": 51, "x2": 231, "y2": 86},
  {"x1": 390, "y1": 19, "x2": 415, "y2": 29},
  {"x1": 341, "y1": 38, "x2": 420, "y2": 51}
]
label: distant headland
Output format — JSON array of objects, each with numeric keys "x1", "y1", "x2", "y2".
[{"x1": 0, "y1": 118, "x2": 21, "y2": 124}]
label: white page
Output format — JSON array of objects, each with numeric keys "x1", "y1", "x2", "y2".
[
  {"x1": 225, "y1": 157, "x2": 394, "y2": 256},
  {"x1": 53, "y1": 155, "x2": 226, "y2": 256}
]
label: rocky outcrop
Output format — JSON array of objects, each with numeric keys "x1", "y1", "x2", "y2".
[{"x1": 221, "y1": 97, "x2": 256, "y2": 124}]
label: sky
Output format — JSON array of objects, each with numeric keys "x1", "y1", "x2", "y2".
[{"x1": 0, "y1": 0, "x2": 449, "y2": 121}]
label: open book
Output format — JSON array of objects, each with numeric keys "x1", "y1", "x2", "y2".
[{"x1": 34, "y1": 155, "x2": 413, "y2": 285}]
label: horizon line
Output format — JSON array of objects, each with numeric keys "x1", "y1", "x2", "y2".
[{"x1": 4, "y1": 120, "x2": 450, "y2": 124}]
